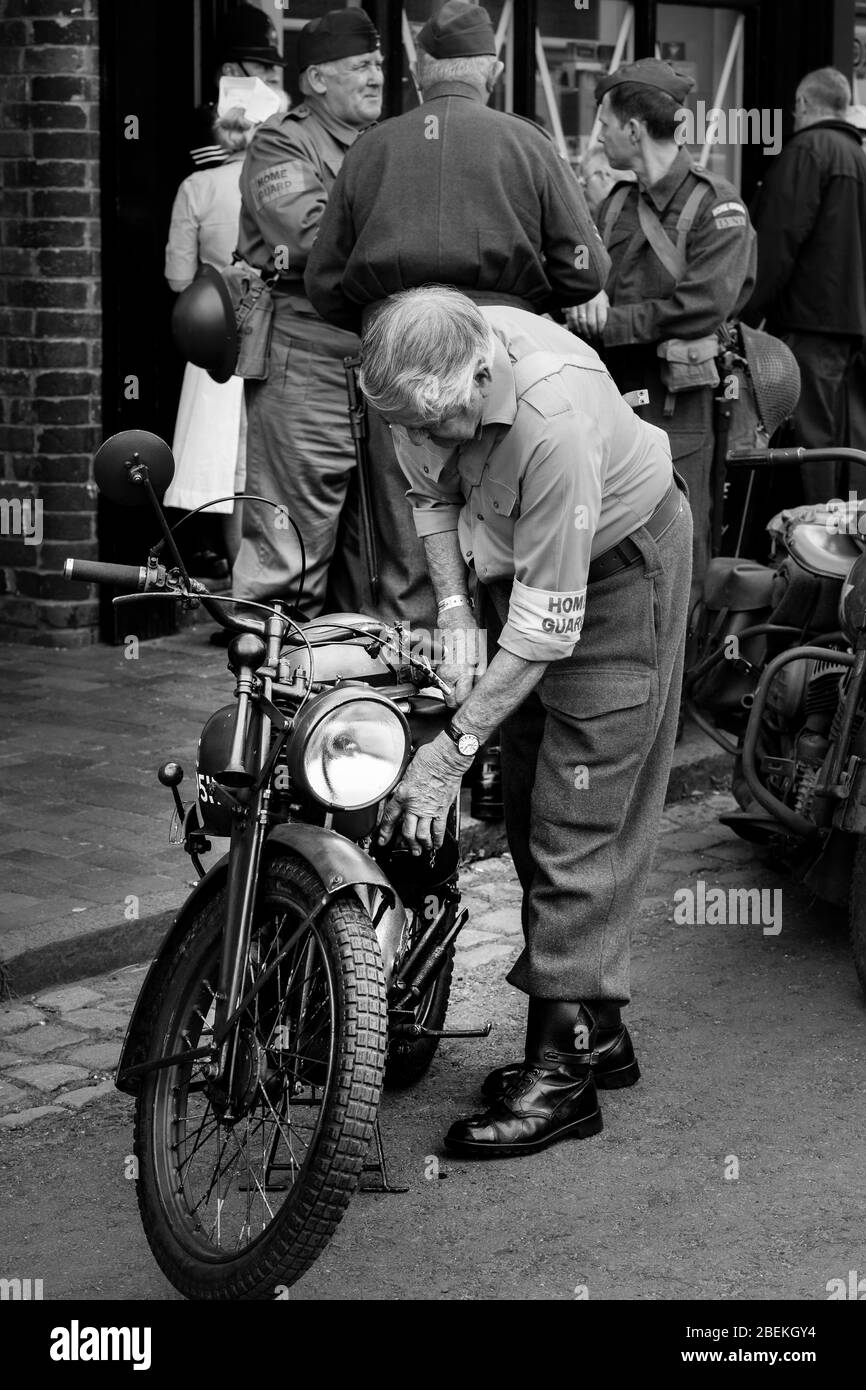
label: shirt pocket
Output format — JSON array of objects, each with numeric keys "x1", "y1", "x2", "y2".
[{"x1": 481, "y1": 477, "x2": 518, "y2": 518}]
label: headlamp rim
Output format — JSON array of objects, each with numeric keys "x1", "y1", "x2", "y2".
[{"x1": 287, "y1": 686, "x2": 410, "y2": 812}]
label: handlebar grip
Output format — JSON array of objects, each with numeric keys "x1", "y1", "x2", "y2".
[
  {"x1": 64, "y1": 559, "x2": 147, "y2": 589},
  {"x1": 725, "y1": 446, "x2": 805, "y2": 467}
]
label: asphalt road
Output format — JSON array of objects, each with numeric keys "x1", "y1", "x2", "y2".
[{"x1": 2, "y1": 793, "x2": 865, "y2": 1303}]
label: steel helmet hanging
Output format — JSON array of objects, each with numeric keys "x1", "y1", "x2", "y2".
[
  {"x1": 171, "y1": 264, "x2": 238, "y2": 384},
  {"x1": 739, "y1": 323, "x2": 801, "y2": 439}
]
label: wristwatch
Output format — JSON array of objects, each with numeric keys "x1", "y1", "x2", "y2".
[{"x1": 445, "y1": 721, "x2": 480, "y2": 758}]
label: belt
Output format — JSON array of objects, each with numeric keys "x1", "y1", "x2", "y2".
[{"x1": 587, "y1": 477, "x2": 683, "y2": 584}]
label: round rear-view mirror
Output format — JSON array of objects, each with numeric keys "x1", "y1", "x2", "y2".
[{"x1": 93, "y1": 430, "x2": 175, "y2": 507}]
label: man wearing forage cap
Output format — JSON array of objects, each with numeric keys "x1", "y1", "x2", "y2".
[
  {"x1": 231, "y1": 9, "x2": 386, "y2": 620},
  {"x1": 306, "y1": 0, "x2": 608, "y2": 723},
  {"x1": 571, "y1": 57, "x2": 756, "y2": 612}
]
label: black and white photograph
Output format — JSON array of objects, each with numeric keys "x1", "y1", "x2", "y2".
[{"x1": 0, "y1": 0, "x2": 864, "y2": 1353}]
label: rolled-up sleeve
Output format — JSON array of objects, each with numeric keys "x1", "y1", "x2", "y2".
[
  {"x1": 389, "y1": 427, "x2": 464, "y2": 538},
  {"x1": 499, "y1": 412, "x2": 601, "y2": 661}
]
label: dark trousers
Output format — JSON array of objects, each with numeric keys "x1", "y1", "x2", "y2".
[
  {"x1": 480, "y1": 486, "x2": 693, "y2": 1003},
  {"x1": 776, "y1": 330, "x2": 862, "y2": 503},
  {"x1": 604, "y1": 347, "x2": 712, "y2": 612},
  {"x1": 233, "y1": 302, "x2": 359, "y2": 615}
]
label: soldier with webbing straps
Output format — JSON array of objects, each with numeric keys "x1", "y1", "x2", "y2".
[{"x1": 572, "y1": 58, "x2": 757, "y2": 610}]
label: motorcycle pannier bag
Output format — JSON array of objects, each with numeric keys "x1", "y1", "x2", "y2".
[{"x1": 691, "y1": 558, "x2": 774, "y2": 718}]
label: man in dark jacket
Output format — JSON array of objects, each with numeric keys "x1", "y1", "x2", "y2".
[
  {"x1": 745, "y1": 67, "x2": 866, "y2": 501},
  {"x1": 305, "y1": 1, "x2": 608, "y2": 635}
]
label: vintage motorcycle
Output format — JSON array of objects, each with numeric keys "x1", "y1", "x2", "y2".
[
  {"x1": 685, "y1": 443, "x2": 866, "y2": 996},
  {"x1": 64, "y1": 429, "x2": 488, "y2": 1300}
]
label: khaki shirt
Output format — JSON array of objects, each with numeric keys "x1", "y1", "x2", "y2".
[
  {"x1": 602, "y1": 148, "x2": 756, "y2": 346},
  {"x1": 237, "y1": 96, "x2": 366, "y2": 313},
  {"x1": 392, "y1": 307, "x2": 674, "y2": 662}
]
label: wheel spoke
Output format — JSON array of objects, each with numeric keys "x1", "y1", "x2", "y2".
[{"x1": 141, "y1": 862, "x2": 385, "y2": 1290}]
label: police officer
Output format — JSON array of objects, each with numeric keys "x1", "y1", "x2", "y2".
[
  {"x1": 231, "y1": 9, "x2": 383, "y2": 617},
  {"x1": 189, "y1": 5, "x2": 289, "y2": 173},
  {"x1": 573, "y1": 58, "x2": 756, "y2": 609},
  {"x1": 305, "y1": 0, "x2": 608, "y2": 639},
  {"x1": 360, "y1": 288, "x2": 693, "y2": 1157}
]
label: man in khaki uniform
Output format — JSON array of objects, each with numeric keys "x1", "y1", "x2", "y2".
[
  {"x1": 232, "y1": 9, "x2": 383, "y2": 617},
  {"x1": 361, "y1": 289, "x2": 692, "y2": 1158},
  {"x1": 574, "y1": 58, "x2": 756, "y2": 609}
]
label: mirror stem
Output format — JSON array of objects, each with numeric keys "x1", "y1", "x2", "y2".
[{"x1": 128, "y1": 457, "x2": 193, "y2": 589}]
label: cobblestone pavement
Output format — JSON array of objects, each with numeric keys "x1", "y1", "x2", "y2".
[
  {"x1": 0, "y1": 791, "x2": 753, "y2": 1128},
  {"x1": 2, "y1": 784, "x2": 864, "y2": 1302}
]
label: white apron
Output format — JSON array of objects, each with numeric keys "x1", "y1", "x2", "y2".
[{"x1": 165, "y1": 363, "x2": 246, "y2": 515}]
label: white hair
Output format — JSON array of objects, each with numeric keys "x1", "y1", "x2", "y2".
[
  {"x1": 416, "y1": 50, "x2": 499, "y2": 92},
  {"x1": 359, "y1": 287, "x2": 494, "y2": 421}
]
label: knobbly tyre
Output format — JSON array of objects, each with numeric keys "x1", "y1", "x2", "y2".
[
  {"x1": 63, "y1": 429, "x2": 489, "y2": 1301},
  {"x1": 685, "y1": 443, "x2": 866, "y2": 995}
]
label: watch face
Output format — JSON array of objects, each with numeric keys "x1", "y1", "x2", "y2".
[{"x1": 457, "y1": 733, "x2": 480, "y2": 756}]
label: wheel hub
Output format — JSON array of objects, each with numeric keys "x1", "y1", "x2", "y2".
[{"x1": 205, "y1": 1028, "x2": 265, "y2": 1120}]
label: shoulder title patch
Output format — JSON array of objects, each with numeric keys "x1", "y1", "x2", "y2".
[{"x1": 251, "y1": 160, "x2": 313, "y2": 210}]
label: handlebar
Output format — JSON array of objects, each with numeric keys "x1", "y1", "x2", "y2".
[
  {"x1": 62, "y1": 556, "x2": 451, "y2": 692},
  {"x1": 727, "y1": 446, "x2": 866, "y2": 469},
  {"x1": 64, "y1": 558, "x2": 150, "y2": 588},
  {"x1": 64, "y1": 554, "x2": 272, "y2": 637}
]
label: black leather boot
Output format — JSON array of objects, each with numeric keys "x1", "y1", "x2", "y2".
[
  {"x1": 480, "y1": 1002, "x2": 639, "y2": 1102},
  {"x1": 444, "y1": 1000, "x2": 603, "y2": 1158}
]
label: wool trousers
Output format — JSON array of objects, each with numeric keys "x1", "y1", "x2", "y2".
[{"x1": 482, "y1": 484, "x2": 693, "y2": 1003}]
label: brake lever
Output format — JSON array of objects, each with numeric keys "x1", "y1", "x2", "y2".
[
  {"x1": 374, "y1": 629, "x2": 454, "y2": 700},
  {"x1": 408, "y1": 652, "x2": 454, "y2": 700}
]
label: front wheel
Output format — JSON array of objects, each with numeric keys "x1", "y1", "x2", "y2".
[
  {"x1": 849, "y1": 837, "x2": 866, "y2": 999},
  {"x1": 134, "y1": 853, "x2": 387, "y2": 1300}
]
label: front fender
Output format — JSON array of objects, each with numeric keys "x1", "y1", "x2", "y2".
[{"x1": 116, "y1": 826, "x2": 403, "y2": 1094}]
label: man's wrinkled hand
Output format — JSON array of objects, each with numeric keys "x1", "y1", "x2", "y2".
[
  {"x1": 568, "y1": 290, "x2": 610, "y2": 339},
  {"x1": 436, "y1": 615, "x2": 482, "y2": 709},
  {"x1": 377, "y1": 732, "x2": 474, "y2": 854}
]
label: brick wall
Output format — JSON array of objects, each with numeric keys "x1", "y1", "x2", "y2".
[{"x1": 0, "y1": 0, "x2": 102, "y2": 646}]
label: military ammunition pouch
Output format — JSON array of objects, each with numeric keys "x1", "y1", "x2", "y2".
[
  {"x1": 657, "y1": 335, "x2": 720, "y2": 393},
  {"x1": 221, "y1": 261, "x2": 276, "y2": 381}
]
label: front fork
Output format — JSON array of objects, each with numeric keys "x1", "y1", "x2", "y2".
[{"x1": 212, "y1": 613, "x2": 288, "y2": 1085}]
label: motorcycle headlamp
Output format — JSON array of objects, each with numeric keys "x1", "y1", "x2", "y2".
[{"x1": 288, "y1": 688, "x2": 410, "y2": 812}]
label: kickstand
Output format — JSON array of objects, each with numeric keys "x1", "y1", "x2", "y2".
[{"x1": 359, "y1": 1118, "x2": 409, "y2": 1194}]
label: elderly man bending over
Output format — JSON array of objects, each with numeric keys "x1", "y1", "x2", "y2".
[{"x1": 361, "y1": 287, "x2": 692, "y2": 1159}]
